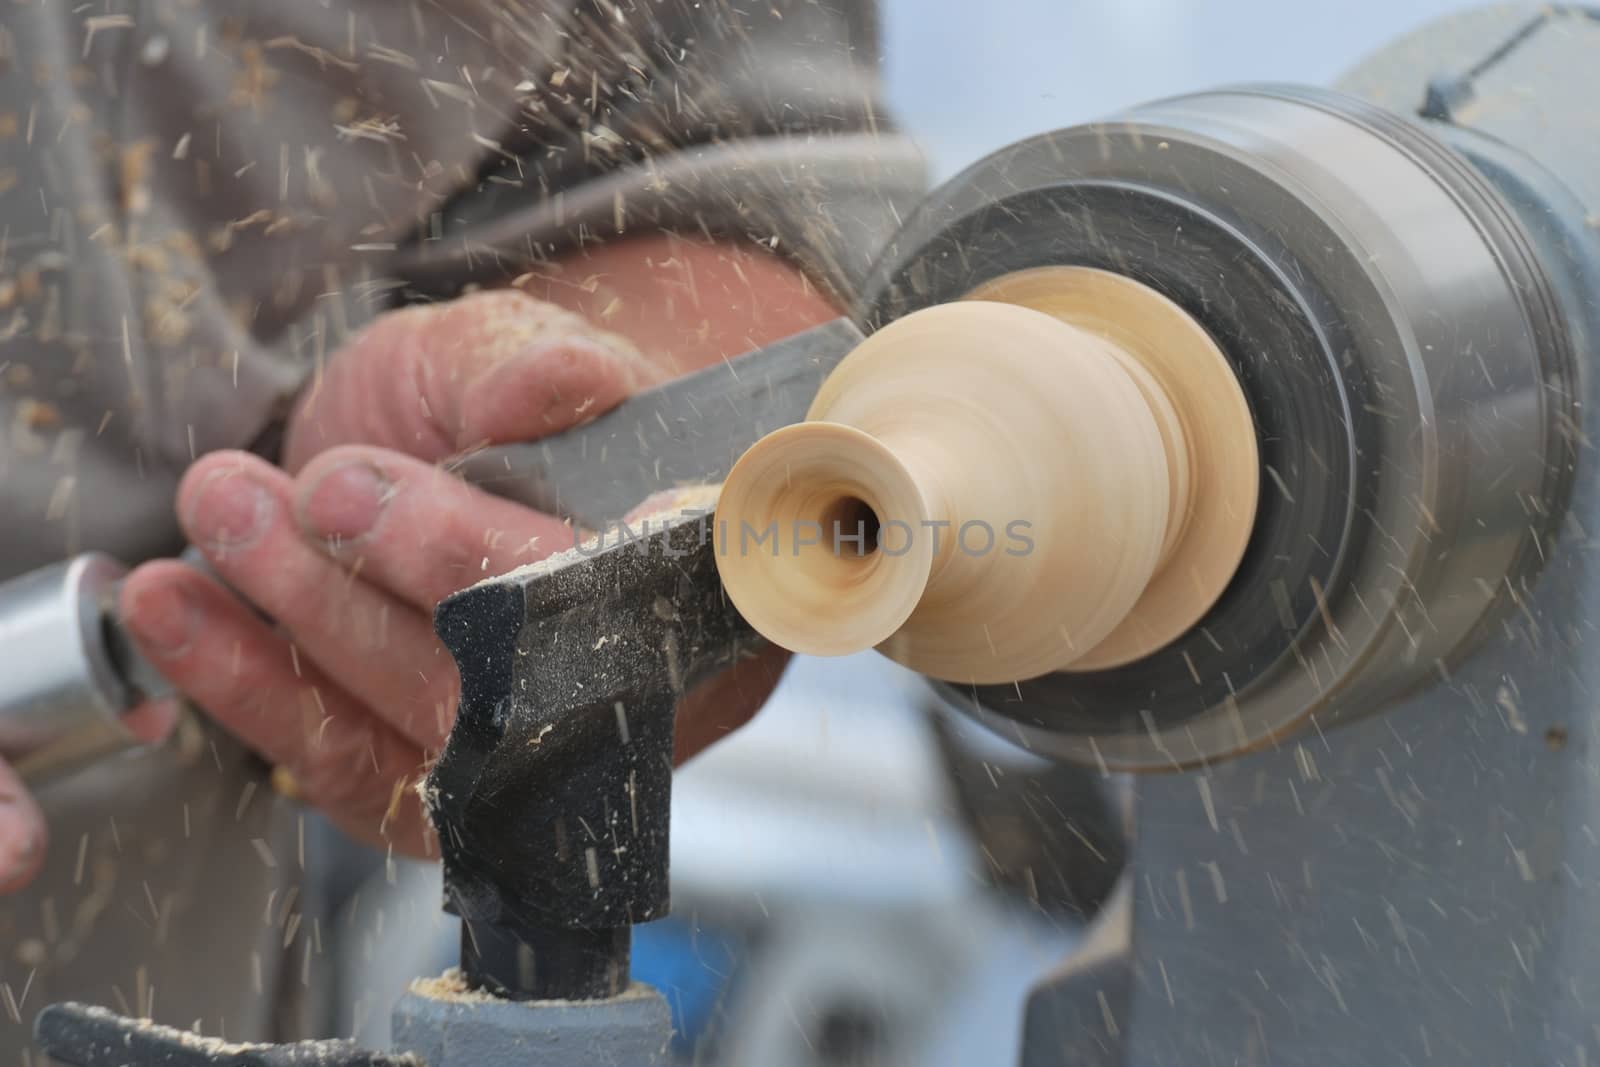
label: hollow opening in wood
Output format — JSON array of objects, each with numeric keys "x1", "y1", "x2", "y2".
[
  {"x1": 819, "y1": 494, "x2": 881, "y2": 557},
  {"x1": 716, "y1": 422, "x2": 935, "y2": 658}
]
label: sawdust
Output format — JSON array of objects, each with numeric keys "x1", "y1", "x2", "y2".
[
  {"x1": 409, "y1": 968, "x2": 502, "y2": 1005},
  {"x1": 60, "y1": 1003, "x2": 422, "y2": 1063},
  {"x1": 408, "y1": 969, "x2": 659, "y2": 1008},
  {"x1": 465, "y1": 483, "x2": 721, "y2": 591}
]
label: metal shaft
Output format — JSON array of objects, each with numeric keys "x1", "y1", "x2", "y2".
[{"x1": 0, "y1": 555, "x2": 160, "y2": 782}]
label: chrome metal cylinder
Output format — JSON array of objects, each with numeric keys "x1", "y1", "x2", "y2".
[{"x1": 0, "y1": 554, "x2": 149, "y2": 780}]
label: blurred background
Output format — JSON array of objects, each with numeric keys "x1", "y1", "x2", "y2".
[
  {"x1": 881, "y1": 0, "x2": 1478, "y2": 182},
  {"x1": 347, "y1": 2, "x2": 1490, "y2": 1063}
]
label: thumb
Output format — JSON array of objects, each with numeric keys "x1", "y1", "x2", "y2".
[{"x1": 283, "y1": 290, "x2": 658, "y2": 472}]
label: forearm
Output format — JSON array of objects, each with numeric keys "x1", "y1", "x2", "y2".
[
  {"x1": 282, "y1": 235, "x2": 840, "y2": 471},
  {"x1": 516, "y1": 234, "x2": 843, "y2": 381}
]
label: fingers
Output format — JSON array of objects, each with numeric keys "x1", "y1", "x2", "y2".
[
  {"x1": 0, "y1": 759, "x2": 45, "y2": 894},
  {"x1": 289, "y1": 446, "x2": 785, "y2": 763},
  {"x1": 282, "y1": 291, "x2": 654, "y2": 471},
  {"x1": 292, "y1": 446, "x2": 579, "y2": 610},
  {"x1": 453, "y1": 332, "x2": 650, "y2": 449},
  {"x1": 171, "y1": 451, "x2": 457, "y2": 749},
  {"x1": 119, "y1": 562, "x2": 435, "y2": 854}
]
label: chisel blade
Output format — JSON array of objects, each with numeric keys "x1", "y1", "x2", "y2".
[{"x1": 449, "y1": 317, "x2": 864, "y2": 528}]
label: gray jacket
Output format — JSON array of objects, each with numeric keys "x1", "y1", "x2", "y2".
[{"x1": 0, "y1": 0, "x2": 922, "y2": 1053}]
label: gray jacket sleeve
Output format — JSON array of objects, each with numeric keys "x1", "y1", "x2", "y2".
[{"x1": 0, "y1": 0, "x2": 925, "y2": 579}]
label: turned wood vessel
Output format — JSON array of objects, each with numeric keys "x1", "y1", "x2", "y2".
[{"x1": 716, "y1": 268, "x2": 1259, "y2": 685}]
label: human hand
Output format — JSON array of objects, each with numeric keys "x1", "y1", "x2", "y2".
[
  {"x1": 0, "y1": 759, "x2": 45, "y2": 893},
  {"x1": 108, "y1": 290, "x2": 787, "y2": 861}
]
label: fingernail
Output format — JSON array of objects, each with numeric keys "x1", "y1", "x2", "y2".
[
  {"x1": 187, "y1": 469, "x2": 273, "y2": 554},
  {"x1": 125, "y1": 582, "x2": 196, "y2": 658},
  {"x1": 300, "y1": 461, "x2": 391, "y2": 543}
]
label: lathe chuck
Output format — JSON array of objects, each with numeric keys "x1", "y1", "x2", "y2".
[{"x1": 853, "y1": 85, "x2": 1578, "y2": 770}]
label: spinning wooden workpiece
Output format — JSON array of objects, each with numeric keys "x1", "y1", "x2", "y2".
[{"x1": 716, "y1": 267, "x2": 1260, "y2": 684}]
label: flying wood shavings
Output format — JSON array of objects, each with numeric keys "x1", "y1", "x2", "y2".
[
  {"x1": 334, "y1": 116, "x2": 405, "y2": 143},
  {"x1": 118, "y1": 140, "x2": 157, "y2": 216},
  {"x1": 264, "y1": 35, "x2": 358, "y2": 72},
  {"x1": 209, "y1": 209, "x2": 275, "y2": 253},
  {"x1": 81, "y1": 15, "x2": 134, "y2": 58},
  {"x1": 44, "y1": 476, "x2": 75, "y2": 520},
  {"x1": 250, "y1": 838, "x2": 277, "y2": 869},
  {"x1": 365, "y1": 44, "x2": 418, "y2": 70},
  {"x1": 421, "y1": 78, "x2": 476, "y2": 107}
]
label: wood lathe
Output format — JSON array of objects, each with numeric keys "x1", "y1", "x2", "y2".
[{"x1": 25, "y1": 5, "x2": 1600, "y2": 1065}]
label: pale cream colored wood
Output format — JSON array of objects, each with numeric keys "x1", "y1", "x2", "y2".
[
  {"x1": 716, "y1": 301, "x2": 1174, "y2": 684},
  {"x1": 965, "y1": 267, "x2": 1259, "y2": 669},
  {"x1": 709, "y1": 421, "x2": 936, "y2": 658},
  {"x1": 717, "y1": 273, "x2": 1258, "y2": 684}
]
